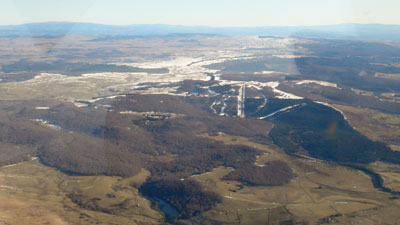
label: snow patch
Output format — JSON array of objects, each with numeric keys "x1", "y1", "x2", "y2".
[
  {"x1": 264, "y1": 82, "x2": 303, "y2": 99},
  {"x1": 254, "y1": 70, "x2": 283, "y2": 75},
  {"x1": 31, "y1": 119, "x2": 62, "y2": 130},
  {"x1": 74, "y1": 102, "x2": 89, "y2": 108},
  {"x1": 296, "y1": 80, "x2": 340, "y2": 89},
  {"x1": 35, "y1": 107, "x2": 50, "y2": 110},
  {"x1": 259, "y1": 103, "x2": 306, "y2": 120}
]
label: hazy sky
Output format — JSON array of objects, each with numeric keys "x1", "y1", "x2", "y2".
[{"x1": 1, "y1": 0, "x2": 399, "y2": 26}]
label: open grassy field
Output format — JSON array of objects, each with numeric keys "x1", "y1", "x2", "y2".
[
  {"x1": 368, "y1": 161, "x2": 400, "y2": 192},
  {"x1": 375, "y1": 72, "x2": 400, "y2": 81},
  {"x1": 0, "y1": 158, "x2": 163, "y2": 225},
  {"x1": 333, "y1": 104, "x2": 400, "y2": 146},
  {"x1": 381, "y1": 92, "x2": 400, "y2": 104}
]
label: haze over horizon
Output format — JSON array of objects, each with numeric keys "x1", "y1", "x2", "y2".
[
  {"x1": 2, "y1": 21, "x2": 400, "y2": 28},
  {"x1": 1, "y1": 0, "x2": 399, "y2": 27}
]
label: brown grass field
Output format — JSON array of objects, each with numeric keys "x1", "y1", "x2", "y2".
[{"x1": 0, "y1": 159, "x2": 163, "y2": 225}]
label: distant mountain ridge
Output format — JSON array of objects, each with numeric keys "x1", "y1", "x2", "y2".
[{"x1": 1, "y1": 22, "x2": 400, "y2": 40}]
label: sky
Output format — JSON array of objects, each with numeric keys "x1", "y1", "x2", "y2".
[{"x1": 0, "y1": 0, "x2": 399, "y2": 26}]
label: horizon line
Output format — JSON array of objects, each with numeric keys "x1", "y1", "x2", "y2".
[{"x1": 1, "y1": 21, "x2": 400, "y2": 28}]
